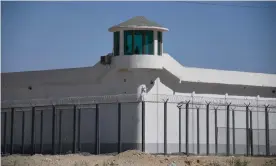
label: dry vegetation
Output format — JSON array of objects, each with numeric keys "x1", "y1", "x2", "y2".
[{"x1": 1, "y1": 150, "x2": 276, "y2": 166}]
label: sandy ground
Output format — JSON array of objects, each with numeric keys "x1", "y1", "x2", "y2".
[{"x1": 1, "y1": 150, "x2": 276, "y2": 166}]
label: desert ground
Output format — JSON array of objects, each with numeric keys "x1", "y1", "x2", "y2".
[{"x1": 1, "y1": 150, "x2": 276, "y2": 166}]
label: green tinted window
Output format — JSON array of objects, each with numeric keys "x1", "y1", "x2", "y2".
[
  {"x1": 124, "y1": 31, "x2": 133, "y2": 55},
  {"x1": 113, "y1": 32, "x2": 120, "y2": 56},
  {"x1": 158, "y1": 32, "x2": 162, "y2": 56},
  {"x1": 143, "y1": 31, "x2": 154, "y2": 55},
  {"x1": 134, "y1": 31, "x2": 143, "y2": 54},
  {"x1": 123, "y1": 30, "x2": 154, "y2": 55}
]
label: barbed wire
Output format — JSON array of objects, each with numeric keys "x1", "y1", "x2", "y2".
[
  {"x1": 1, "y1": 93, "x2": 276, "y2": 109},
  {"x1": 1, "y1": 94, "x2": 141, "y2": 108},
  {"x1": 144, "y1": 94, "x2": 276, "y2": 107}
]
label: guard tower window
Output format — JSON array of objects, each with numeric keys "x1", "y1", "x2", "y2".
[
  {"x1": 124, "y1": 30, "x2": 154, "y2": 55},
  {"x1": 134, "y1": 31, "x2": 143, "y2": 54},
  {"x1": 113, "y1": 32, "x2": 120, "y2": 56},
  {"x1": 124, "y1": 31, "x2": 133, "y2": 55},
  {"x1": 144, "y1": 31, "x2": 154, "y2": 55},
  {"x1": 158, "y1": 31, "x2": 162, "y2": 56}
]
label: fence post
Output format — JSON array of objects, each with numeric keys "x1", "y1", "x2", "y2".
[
  {"x1": 186, "y1": 102, "x2": 190, "y2": 155},
  {"x1": 21, "y1": 111, "x2": 25, "y2": 154},
  {"x1": 232, "y1": 108, "x2": 235, "y2": 155},
  {"x1": 245, "y1": 105, "x2": 249, "y2": 156},
  {"x1": 206, "y1": 103, "x2": 210, "y2": 155},
  {"x1": 118, "y1": 103, "x2": 122, "y2": 153},
  {"x1": 142, "y1": 101, "x2": 145, "y2": 152},
  {"x1": 40, "y1": 111, "x2": 44, "y2": 154},
  {"x1": 3, "y1": 112, "x2": 7, "y2": 154},
  {"x1": 250, "y1": 110, "x2": 253, "y2": 156},
  {"x1": 164, "y1": 100, "x2": 168, "y2": 155},
  {"x1": 95, "y1": 104, "x2": 100, "y2": 154},
  {"x1": 59, "y1": 110, "x2": 63, "y2": 154},
  {"x1": 73, "y1": 105, "x2": 77, "y2": 153},
  {"x1": 178, "y1": 105, "x2": 182, "y2": 154},
  {"x1": 214, "y1": 108, "x2": 218, "y2": 155},
  {"x1": 31, "y1": 107, "x2": 35, "y2": 155},
  {"x1": 10, "y1": 108, "x2": 15, "y2": 155},
  {"x1": 197, "y1": 107, "x2": 200, "y2": 155},
  {"x1": 52, "y1": 105, "x2": 56, "y2": 155},
  {"x1": 78, "y1": 108, "x2": 81, "y2": 152},
  {"x1": 226, "y1": 104, "x2": 230, "y2": 156},
  {"x1": 265, "y1": 105, "x2": 270, "y2": 156}
]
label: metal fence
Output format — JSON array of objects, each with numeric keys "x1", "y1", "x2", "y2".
[
  {"x1": 1, "y1": 94, "x2": 276, "y2": 156},
  {"x1": 172, "y1": 100, "x2": 276, "y2": 156},
  {"x1": 1, "y1": 101, "x2": 142, "y2": 155}
]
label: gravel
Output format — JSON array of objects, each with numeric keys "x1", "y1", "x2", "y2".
[{"x1": 1, "y1": 150, "x2": 275, "y2": 166}]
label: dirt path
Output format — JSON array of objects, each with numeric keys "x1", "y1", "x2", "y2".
[{"x1": 1, "y1": 150, "x2": 276, "y2": 166}]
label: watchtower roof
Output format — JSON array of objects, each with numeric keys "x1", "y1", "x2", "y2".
[{"x1": 108, "y1": 16, "x2": 169, "y2": 32}]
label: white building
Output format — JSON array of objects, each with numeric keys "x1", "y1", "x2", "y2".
[{"x1": 1, "y1": 16, "x2": 276, "y2": 155}]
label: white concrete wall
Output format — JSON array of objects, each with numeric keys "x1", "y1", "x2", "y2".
[
  {"x1": 143, "y1": 78, "x2": 276, "y2": 155},
  {"x1": 2, "y1": 68, "x2": 155, "y2": 153},
  {"x1": 144, "y1": 102, "x2": 276, "y2": 155},
  {"x1": 112, "y1": 55, "x2": 163, "y2": 69},
  {"x1": 2, "y1": 54, "x2": 276, "y2": 154},
  {"x1": 161, "y1": 53, "x2": 276, "y2": 88}
]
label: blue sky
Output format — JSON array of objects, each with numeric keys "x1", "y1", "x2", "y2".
[{"x1": 1, "y1": 1, "x2": 276, "y2": 73}]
